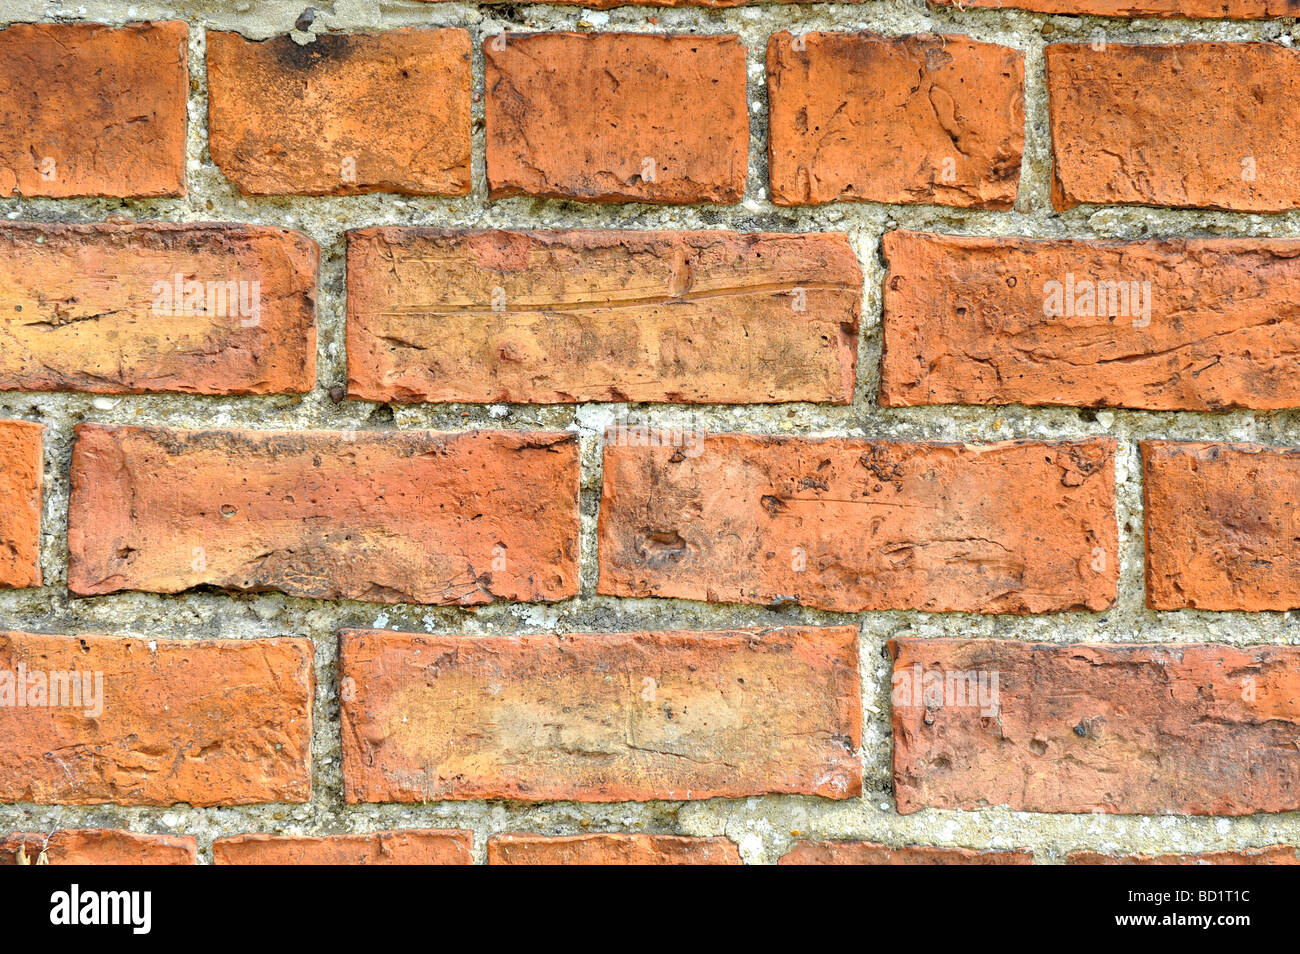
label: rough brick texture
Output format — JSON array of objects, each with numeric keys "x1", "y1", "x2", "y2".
[
  {"x1": 1143, "y1": 441, "x2": 1300, "y2": 611},
  {"x1": 891, "y1": 638, "x2": 1300, "y2": 815},
  {"x1": 767, "y1": 32, "x2": 1024, "y2": 209},
  {"x1": 881, "y1": 230, "x2": 1300, "y2": 411},
  {"x1": 485, "y1": 32, "x2": 748, "y2": 204},
  {"x1": 1048, "y1": 43, "x2": 1300, "y2": 212},
  {"x1": 0, "y1": 420, "x2": 41, "y2": 589},
  {"x1": 932, "y1": 0, "x2": 1299, "y2": 15},
  {"x1": 340, "y1": 626, "x2": 861, "y2": 803},
  {"x1": 213, "y1": 830, "x2": 473, "y2": 865},
  {"x1": 780, "y1": 842, "x2": 1032, "y2": 865},
  {"x1": 488, "y1": 834, "x2": 742, "y2": 865},
  {"x1": 0, "y1": 21, "x2": 187, "y2": 197},
  {"x1": 346, "y1": 228, "x2": 861, "y2": 404},
  {"x1": 0, "y1": 222, "x2": 318, "y2": 395},
  {"x1": 66, "y1": 425, "x2": 580, "y2": 604},
  {"x1": 1, "y1": 830, "x2": 196, "y2": 865},
  {"x1": 207, "y1": 29, "x2": 472, "y2": 196},
  {"x1": 1068, "y1": 847, "x2": 1300, "y2": 865},
  {"x1": 598, "y1": 434, "x2": 1117, "y2": 613},
  {"x1": 0, "y1": 630, "x2": 312, "y2": 806}
]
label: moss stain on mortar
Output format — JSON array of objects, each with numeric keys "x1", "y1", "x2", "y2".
[{"x1": 0, "y1": 0, "x2": 1297, "y2": 863}]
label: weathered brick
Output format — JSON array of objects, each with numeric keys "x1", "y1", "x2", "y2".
[
  {"x1": 213, "y1": 830, "x2": 473, "y2": 865},
  {"x1": 0, "y1": 420, "x2": 41, "y2": 589},
  {"x1": 66, "y1": 426, "x2": 579, "y2": 605},
  {"x1": 0, "y1": 222, "x2": 317, "y2": 395},
  {"x1": 880, "y1": 230, "x2": 1300, "y2": 411},
  {"x1": 1143, "y1": 441, "x2": 1300, "y2": 610},
  {"x1": 0, "y1": 21, "x2": 186, "y2": 197},
  {"x1": 488, "y1": 833, "x2": 742, "y2": 865},
  {"x1": 1, "y1": 830, "x2": 196, "y2": 865},
  {"x1": 933, "y1": 0, "x2": 1299, "y2": 16},
  {"x1": 767, "y1": 32, "x2": 1024, "y2": 209},
  {"x1": 485, "y1": 33, "x2": 748, "y2": 204},
  {"x1": 890, "y1": 638, "x2": 1300, "y2": 815},
  {"x1": 346, "y1": 228, "x2": 861, "y2": 405},
  {"x1": 0, "y1": 631, "x2": 312, "y2": 806},
  {"x1": 780, "y1": 842, "x2": 1033, "y2": 865},
  {"x1": 598, "y1": 434, "x2": 1117, "y2": 613},
  {"x1": 340, "y1": 626, "x2": 861, "y2": 803},
  {"x1": 207, "y1": 29, "x2": 471, "y2": 196},
  {"x1": 1068, "y1": 847, "x2": 1300, "y2": 865},
  {"x1": 1048, "y1": 43, "x2": 1300, "y2": 212}
]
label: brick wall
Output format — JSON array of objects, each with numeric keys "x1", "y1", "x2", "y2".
[{"x1": 1, "y1": 0, "x2": 1299, "y2": 865}]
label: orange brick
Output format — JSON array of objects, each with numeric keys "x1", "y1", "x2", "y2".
[
  {"x1": 207, "y1": 29, "x2": 471, "y2": 196},
  {"x1": 767, "y1": 32, "x2": 1024, "y2": 209},
  {"x1": 0, "y1": 222, "x2": 317, "y2": 395},
  {"x1": 0, "y1": 22, "x2": 186, "y2": 197},
  {"x1": 881, "y1": 230, "x2": 1300, "y2": 411},
  {"x1": 214, "y1": 830, "x2": 473, "y2": 865},
  {"x1": 1069, "y1": 847, "x2": 1300, "y2": 865},
  {"x1": 489, "y1": 834, "x2": 742, "y2": 865},
  {"x1": 0, "y1": 420, "x2": 41, "y2": 589},
  {"x1": 933, "y1": 0, "x2": 1298, "y2": 15},
  {"x1": 1048, "y1": 43, "x2": 1300, "y2": 212},
  {"x1": 780, "y1": 842, "x2": 1032, "y2": 865},
  {"x1": 346, "y1": 228, "x2": 861, "y2": 404},
  {"x1": 341, "y1": 627, "x2": 861, "y2": 803},
  {"x1": 1143, "y1": 442, "x2": 1300, "y2": 610},
  {"x1": 598, "y1": 434, "x2": 1117, "y2": 613},
  {"x1": 486, "y1": 33, "x2": 748, "y2": 204},
  {"x1": 0, "y1": 630, "x2": 312, "y2": 806},
  {"x1": 66, "y1": 426, "x2": 579, "y2": 605},
  {"x1": 890, "y1": 638, "x2": 1300, "y2": 815},
  {"x1": 1, "y1": 830, "x2": 196, "y2": 865}
]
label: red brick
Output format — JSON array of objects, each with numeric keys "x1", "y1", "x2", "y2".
[
  {"x1": 485, "y1": 33, "x2": 748, "y2": 204},
  {"x1": 1143, "y1": 441, "x2": 1300, "y2": 610},
  {"x1": 340, "y1": 626, "x2": 861, "y2": 803},
  {"x1": 1048, "y1": 43, "x2": 1300, "y2": 212},
  {"x1": 0, "y1": 22, "x2": 186, "y2": 197},
  {"x1": 207, "y1": 29, "x2": 471, "y2": 196},
  {"x1": 1, "y1": 830, "x2": 196, "y2": 865},
  {"x1": 488, "y1": 834, "x2": 741, "y2": 865},
  {"x1": 767, "y1": 32, "x2": 1024, "y2": 209},
  {"x1": 66, "y1": 426, "x2": 579, "y2": 605},
  {"x1": 598, "y1": 434, "x2": 1117, "y2": 613},
  {"x1": 213, "y1": 830, "x2": 472, "y2": 865},
  {"x1": 1069, "y1": 847, "x2": 1300, "y2": 865},
  {"x1": 0, "y1": 420, "x2": 41, "y2": 589},
  {"x1": 780, "y1": 842, "x2": 1032, "y2": 865},
  {"x1": 938, "y1": 0, "x2": 1300, "y2": 13},
  {"x1": 881, "y1": 230, "x2": 1300, "y2": 411},
  {"x1": 0, "y1": 630, "x2": 312, "y2": 806},
  {"x1": 890, "y1": 638, "x2": 1300, "y2": 815},
  {"x1": 346, "y1": 228, "x2": 861, "y2": 405},
  {"x1": 0, "y1": 222, "x2": 317, "y2": 395}
]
